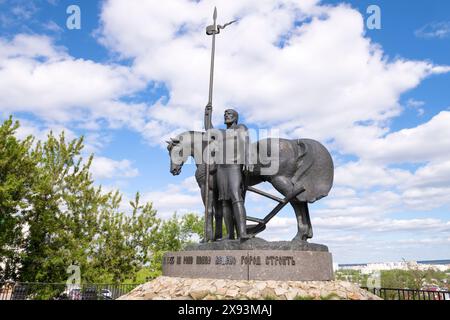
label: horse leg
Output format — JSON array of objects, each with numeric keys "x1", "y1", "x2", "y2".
[
  {"x1": 304, "y1": 202, "x2": 313, "y2": 239},
  {"x1": 200, "y1": 185, "x2": 214, "y2": 242},
  {"x1": 269, "y1": 176, "x2": 309, "y2": 241},
  {"x1": 291, "y1": 200, "x2": 312, "y2": 241}
]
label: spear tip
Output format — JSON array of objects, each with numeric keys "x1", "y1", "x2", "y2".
[{"x1": 213, "y1": 7, "x2": 217, "y2": 20}]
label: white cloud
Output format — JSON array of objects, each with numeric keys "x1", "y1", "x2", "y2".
[
  {"x1": 12, "y1": 117, "x2": 76, "y2": 142},
  {"x1": 408, "y1": 160, "x2": 450, "y2": 188},
  {"x1": 2, "y1": 0, "x2": 449, "y2": 262},
  {"x1": 337, "y1": 111, "x2": 450, "y2": 164},
  {"x1": 415, "y1": 21, "x2": 450, "y2": 39},
  {"x1": 43, "y1": 20, "x2": 63, "y2": 33},
  {"x1": 0, "y1": 34, "x2": 62, "y2": 60},
  {"x1": 397, "y1": 237, "x2": 450, "y2": 246},
  {"x1": 3, "y1": 1, "x2": 450, "y2": 158},
  {"x1": 402, "y1": 187, "x2": 450, "y2": 210},
  {"x1": 406, "y1": 98, "x2": 425, "y2": 116},
  {"x1": 313, "y1": 216, "x2": 450, "y2": 233},
  {"x1": 90, "y1": 156, "x2": 139, "y2": 180},
  {"x1": 140, "y1": 176, "x2": 203, "y2": 219},
  {"x1": 334, "y1": 161, "x2": 413, "y2": 189},
  {"x1": 8, "y1": 116, "x2": 112, "y2": 156},
  {"x1": 0, "y1": 34, "x2": 146, "y2": 124},
  {"x1": 260, "y1": 216, "x2": 298, "y2": 241},
  {"x1": 407, "y1": 99, "x2": 425, "y2": 108},
  {"x1": 99, "y1": 0, "x2": 449, "y2": 147},
  {"x1": 11, "y1": 2, "x2": 38, "y2": 20},
  {"x1": 332, "y1": 156, "x2": 450, "y2": 211}
]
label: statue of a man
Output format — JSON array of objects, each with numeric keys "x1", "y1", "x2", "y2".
[{"x1": 205, "y1": 104, "x2": 250, "y2": 240}]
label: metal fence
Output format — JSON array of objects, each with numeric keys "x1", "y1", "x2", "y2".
[
  {"x1": 3, "y1": 282, "x2": 449, "y2": 300},
  {"x1": 0, "y1": 282, "x2": 141, "y2": 300},
  {"x1": 362, "y1": 287, "x2": 450, "y2": 300}
]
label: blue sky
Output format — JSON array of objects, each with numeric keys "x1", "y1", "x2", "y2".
[{"x1": 1, "y1": 0, "x2": 450, "y2": 263}]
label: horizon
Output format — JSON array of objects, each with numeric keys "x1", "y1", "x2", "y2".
[{"x1": 338, "y1": 258, "x2": 450, "y2": 266}]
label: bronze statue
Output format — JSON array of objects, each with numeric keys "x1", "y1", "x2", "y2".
[
  {"x1": 162, "y1": 7, "x2": 335, "y2": 284},
  {"x1": 166, "y1": 8, "x2": 334, "y2": 243},
  {"x1": 205, "y1": 105, "x2": 250, "y2": 240},
  {"x1": 167, "y1": 131, "x2": 333, "y2": 242}
]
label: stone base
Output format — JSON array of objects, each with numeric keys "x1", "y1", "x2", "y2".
[
  {"x1": 162, "y1": 250, "x2": 333, "y2": 281},
  {"x1": 119, "y1": 276, "x2": 382, "y2": 300},
  {"x1": 185, "y1": 238, "x2": 328, "y2": 252}
]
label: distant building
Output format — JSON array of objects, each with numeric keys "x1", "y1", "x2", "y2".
[{"x1": 338, "y1": 259, "x2": 450, "y2": 273}]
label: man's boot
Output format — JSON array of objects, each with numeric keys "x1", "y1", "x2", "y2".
[{"x1": 232, "y1": 201, "x2": 250, "y2": 240}]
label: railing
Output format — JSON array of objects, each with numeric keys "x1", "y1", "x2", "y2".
[
  {"x1": 362, "y1": 287, "x2": 450, "y2": 300},
  {"x1": 0, "y1": 282, "x2": 141, "y2": 300},
  {"x1": 3, "y1": 282, "x2": 448, "y2": 300}
]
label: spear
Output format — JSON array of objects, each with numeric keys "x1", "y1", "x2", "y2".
[{"x1": 203, "y1": 7, "x2": 236, "y2": 242}]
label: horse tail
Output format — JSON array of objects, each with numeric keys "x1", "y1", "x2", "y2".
[{"x1": 290, "y1": 139, "x2": 314, "y2": 186}]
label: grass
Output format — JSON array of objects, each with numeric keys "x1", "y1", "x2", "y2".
[
  {"x1": 320, "y1": 293, "x2": 342, "y2": 300},
  {"x1": 262, "y1": 295, "x2": 278, "y2": 300},
  {"x1": 293, "y1": 293, "x2": 342, "y2": 300},
  {"x1": 294, "y1": 295, "x2": 315, "y2": 300}
]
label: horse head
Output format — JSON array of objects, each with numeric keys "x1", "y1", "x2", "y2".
[
  {"x1": 166, "y1": 136, "x2": 184, "y2": 176},
  {"x1": 166, "y1": 131, "x2": 207, "y2": 176}
]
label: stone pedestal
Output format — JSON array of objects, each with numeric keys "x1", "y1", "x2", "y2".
[
  {"x1": 162, "y1": 238, "x2": 334, "y2": 281},
  {"x1": 119, "y1": 277, "x2": 382, "y2": 300}
]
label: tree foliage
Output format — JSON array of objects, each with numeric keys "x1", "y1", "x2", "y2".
[
  {"x1": 0, "y1": 117, "x2": 204, "y2": 284},
  {"x1": 336, "y1": 267, "x2": 449, "y2": 291},
  {"x1": 0, "y1": 117, "x2": 36, "y2": 280}
]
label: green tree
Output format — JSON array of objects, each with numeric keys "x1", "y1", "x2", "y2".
[
  {"x1": 180, "y1": 213, "x2": 204, "y2": 243},
  {"x1": 1, "y1": 116, "x2": 205, "y2": 287},
  {"x1": 19, "y1": 132, "x2": 105, "y2": 283},
  {"x1": 0, "y1": 117, "x2": 36, "y2": 281},
  {"x1": 145, "y1": 213, "x2": 204, "y2": 279},
  {"x1": 19, "y1": 131, "x2": 165, "y2": 285},
  {"x1": 381, "y1": 267, "x2": 449, "y2": 290},
  {"x1": 86, "y1": 192, "x2": 161, "y2": 283}
]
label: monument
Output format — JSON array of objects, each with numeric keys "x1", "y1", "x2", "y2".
[{"x1": 164, "y1": 8, "x2": 334, "y2": 282}]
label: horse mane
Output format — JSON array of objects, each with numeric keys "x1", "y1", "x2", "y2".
[{"x1": 166, "y1": 130, "x2": 203, "y2": 152}]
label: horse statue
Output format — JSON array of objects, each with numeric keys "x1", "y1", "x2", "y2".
[{"x1": 166, "y1": 130, "x2": 334, "y2": 242}]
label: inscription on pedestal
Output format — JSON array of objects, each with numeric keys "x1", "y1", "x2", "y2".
[
  {"x1": 162, "y1": 250, "x2": 333, "y2": 281},
  {"x1": 163, "y1": 254, "x2": 298, "y2": 267}
]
